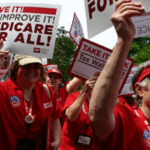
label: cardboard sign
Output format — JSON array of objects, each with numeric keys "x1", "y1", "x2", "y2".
[
  {"x1": 68, "y1": 38, "x2": 134, "y2": 94},
  {"x1": 84, "y1": 0, "x2": 150, "y2": 38},
  {"x1": 119, "y1": 65, "x2": 139, "y2": 97},
  {"x1": 69, "y1": 13, "x2": 84, "y2": 46},
  {"x1": 0, "y1": 3, "x2": 61, "y2": 58}
]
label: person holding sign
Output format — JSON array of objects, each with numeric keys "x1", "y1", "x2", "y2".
[
  {"x1": 0, "y1": 43, "x2": 61, "y2": 150},
  {"x1": 46, "y1": 69, "x2": 81, "y2": 125},
  {"x1": 89, "y1": 0, "x2": 147, "y2": 149},
  {"x1": 59, "y1": 76, "x2": 103, "y2": 150}
]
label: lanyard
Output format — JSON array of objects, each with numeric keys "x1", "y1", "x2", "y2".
[
  {"x1": 82, "y1": 103, "x2": 87, "y2": 115},
  {"x1": 135, "y1": 108, "x2": 150, "y2": 131},
  {"x1": 82, "y1": 100, "x2": 89, "y2": 115},
  {"x1": 24, "y1": 98, "x2": 33, "y2": 116},
  {"x1": 82, "y1": 100, "x2": 92, "y2": 133}
]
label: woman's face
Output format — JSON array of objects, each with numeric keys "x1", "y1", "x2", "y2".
[
  {"x1": 138, "y1": 79, "x2": 150, "y2": 107},
  {"x1": 16, "y1": 63, "x2": 42, "y2": 84},
  {"x1": 46, "y1": 73, "x2": 62, "y2": 92}
]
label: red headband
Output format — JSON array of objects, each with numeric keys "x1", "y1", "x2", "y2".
[{"x1": 136, "y1": 67, "x2": 150, "y2": 83}]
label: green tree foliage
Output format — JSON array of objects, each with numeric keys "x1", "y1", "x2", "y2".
[
  {"x1": 48, "y1": 27, "x2": 77, "y2": 83},
  {"x1": 128, "y1": 36, "x2": 150, "y2": 65}
]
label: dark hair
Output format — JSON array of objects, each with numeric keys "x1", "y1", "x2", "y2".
[
  {"x1": 123, "y1": 96, "x2": 135, "y2": 106},
  {"x1": 9, "y1": 61, "x2": 46, "y2": 81}
]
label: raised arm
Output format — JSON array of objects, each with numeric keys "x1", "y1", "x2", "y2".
[
  {"x1": 65, "y1": 77, "x2": 97, "y2": 121},
  {"x1": 66, "y1": 77, "x2": 81, "y2": 94},
  {"x1": 89, "y1": 0, "x2": 144, "y2": 141}
]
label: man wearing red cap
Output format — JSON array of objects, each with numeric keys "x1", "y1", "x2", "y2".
[{"x1": 46, "y1": 68, "x2": 81, "y2": 125}]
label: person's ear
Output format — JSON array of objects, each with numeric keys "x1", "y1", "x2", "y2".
[{"x1": 135, "y1": 82, "x2": 143, "y2": 98}]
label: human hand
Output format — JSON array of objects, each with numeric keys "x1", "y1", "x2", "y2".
[
  {"x1": 81, "y1": 76, "x2": 98, "y2": 96},
  {"x1": 111, "y1": 0, "x2": 144, "y2": 40}
]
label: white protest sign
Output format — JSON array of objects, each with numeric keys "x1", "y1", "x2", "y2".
[
  {"x1": 0, "y1": 3, "x2": 61, "y2": 58},
  {"x1": 69, "y1": 13, "x2": 84, "y2": 46},
  {"x1": 132, "y1": 12, "x2": 150, "y2": 38},
  {"x1": 68, "y1": 38, "x2": 134, "y2": 94},
  {"x1": 119, "y1": 65, "x2": 139, "y2": 97},
  {"x1": 84, "y1": 0, "x2": 150, "y2": 39}
]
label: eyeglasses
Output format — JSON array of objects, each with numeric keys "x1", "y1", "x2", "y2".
[{"x1": 20, "y1": 64, "x2": 42, "y2": 70}]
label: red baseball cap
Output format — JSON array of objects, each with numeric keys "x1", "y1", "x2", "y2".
[{"x1": 46, "y1": 68, "x2": 63, "y2": 78}]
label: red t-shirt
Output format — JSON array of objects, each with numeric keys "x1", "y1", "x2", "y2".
[
  {"x1": 0, "y1": 78, "x2": 60, "y2": 150},
  {"x1": 56, "y1": 86, "x2": 68, "y2": 112},
  {"x1": 118, "y1": 96, "x2": 136, "y2": 109},
  {"x1": 56, "y1": 86, "x2": 68, "y2": 126},
  {"x1": 59, "y1": 91, "x2": 103, "y2": 150},
  {"x1": 95, "y1": 104, "x2": 150, "y2": 150}
]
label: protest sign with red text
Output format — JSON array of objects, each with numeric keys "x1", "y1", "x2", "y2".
[
  {"x1": 84, "y1": 0, "x2": 150, "y2": 38},
  {"x1": 68, "y1": 38, "x2": 134, "y2": 94},
  {"x1": 0, "y1": 3, "x2": 61, "y2": 58}
]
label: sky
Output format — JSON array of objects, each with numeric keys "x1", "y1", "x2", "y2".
[{"x1": 2, "y1": 0, "x2": 118, "y2": 49}]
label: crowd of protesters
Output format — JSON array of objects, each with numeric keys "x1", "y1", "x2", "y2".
[{"x1": 0, "y1": 0, "x2": 150, "y2": 150}]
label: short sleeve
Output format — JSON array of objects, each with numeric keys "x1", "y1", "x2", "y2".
[
  {"x1": 61, "y1": 91, "x2": 80, "y2": 117},
  {"x1": 105, "y1": 104, "x2": 138, "y2": 149}
]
